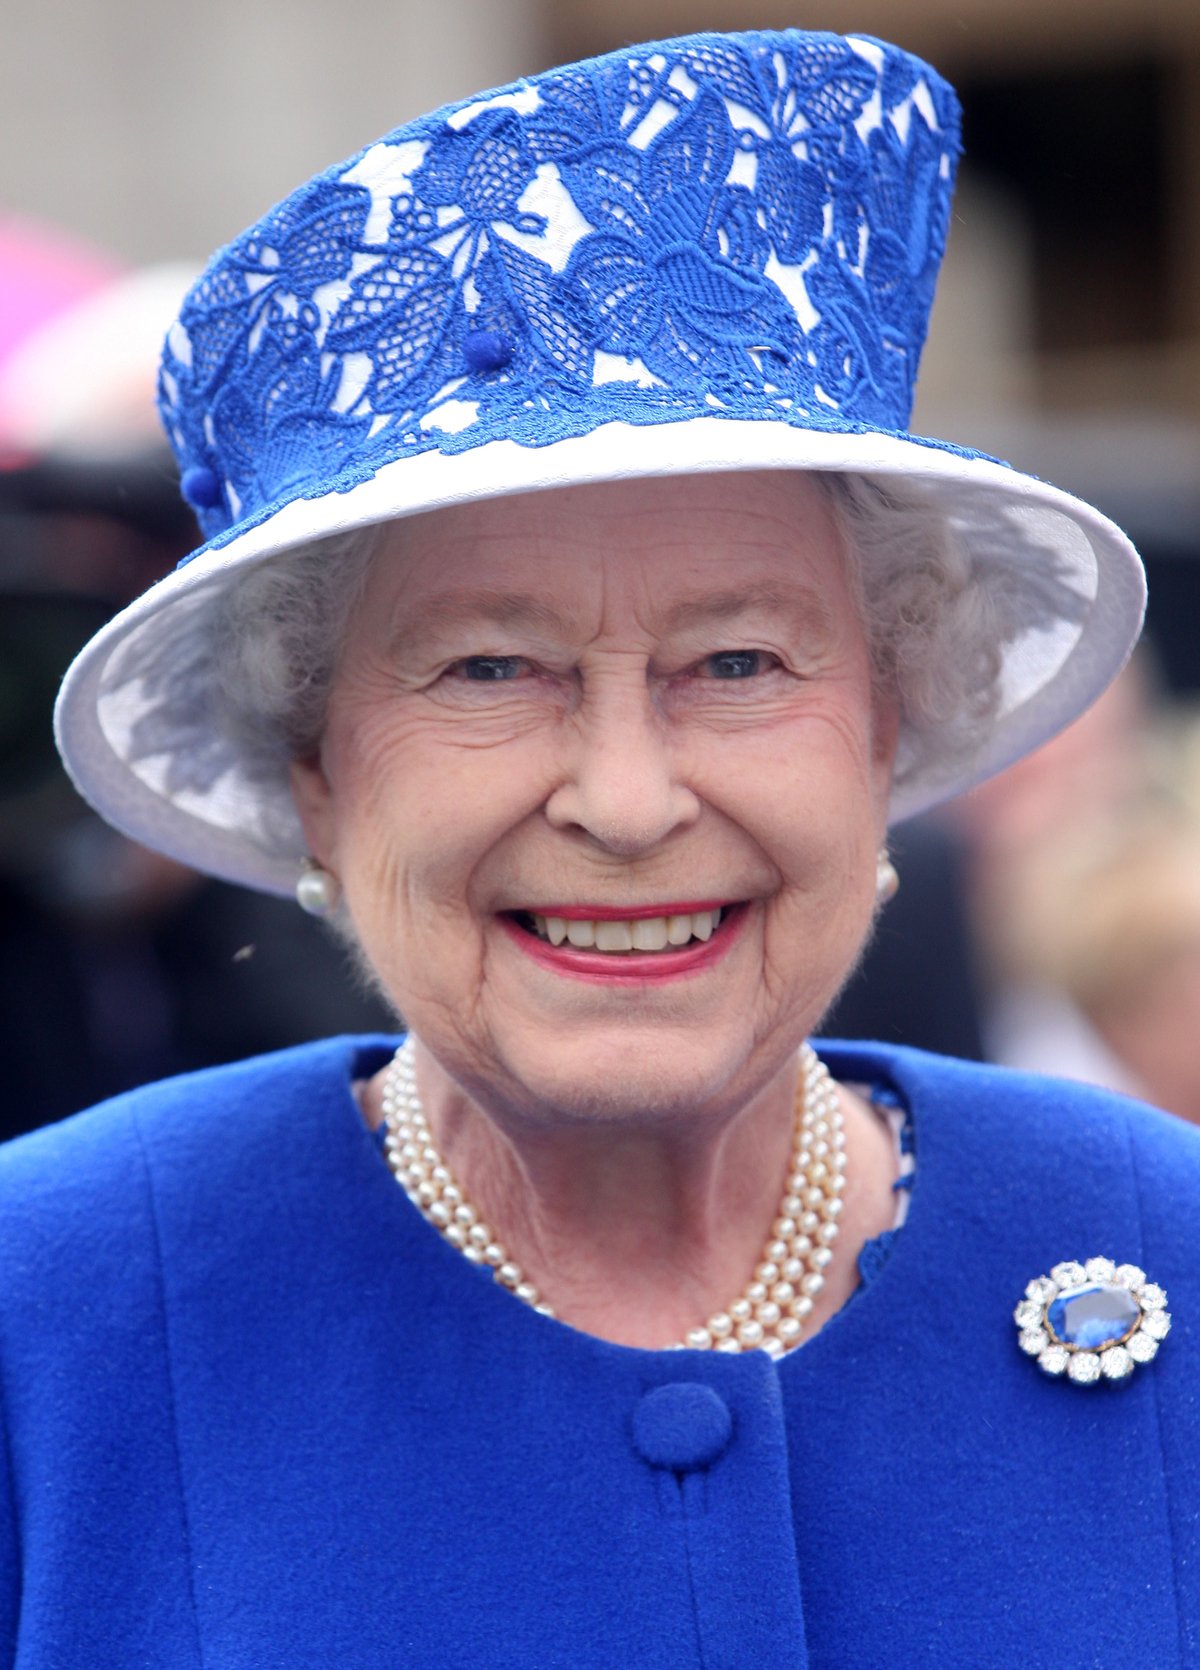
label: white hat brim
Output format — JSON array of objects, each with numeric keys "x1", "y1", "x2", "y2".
[{"x1": 54, "y1": 416, "x2": 1146, "y2": 895}]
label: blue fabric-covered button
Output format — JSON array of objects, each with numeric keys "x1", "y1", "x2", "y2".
[
  {"x1": 180, "y1": 465, "x2": 222, "y2": 509},
  {"x1": 631, "y1": 1383, "x2": 732, "y2": 1472},
  {"x1": 462, "y1": 330, "x2": 512, "y2": 372}
]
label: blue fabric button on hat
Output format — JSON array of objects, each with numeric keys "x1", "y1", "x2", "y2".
[
  {"x1": 462, "y1": 330, "x2": 512, "y2": 372},
  {"x1": 179, "y1": 465, "x2": 222, "y2": 510},
  {"x1": 631, "y1": 1383, "x2": 733, "y2": 1472}
]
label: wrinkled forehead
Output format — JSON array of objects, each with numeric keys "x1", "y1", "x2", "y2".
[{"x1": 367, "y1": 469, "x2": 853, "y2": 642}]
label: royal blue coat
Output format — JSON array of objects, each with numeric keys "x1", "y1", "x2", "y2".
[{"x1": 0, "y1": 1035, "x2": 1196, "y2": 1668}]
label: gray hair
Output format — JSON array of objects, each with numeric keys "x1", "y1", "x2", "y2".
[{"x1": 142, "y1": 471, "x2": 1090, "y2": 829}]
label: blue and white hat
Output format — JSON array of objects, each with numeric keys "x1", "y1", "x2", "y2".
[{"x1": 55, "y1": 29, "x2": 1145, "y2": 893}]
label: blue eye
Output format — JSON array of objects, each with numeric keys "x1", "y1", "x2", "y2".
[
  {"x1": 462, "y1": 656, "x2": 523, "y2": 681},
  {"x1": 707, "y1": 651, "x2": 762, "y2": 679}
]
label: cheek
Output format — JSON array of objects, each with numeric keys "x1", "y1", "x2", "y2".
[
  {"x1": 704, "y1": 681, "x2": 881, "y2": 846},
  {"x1": 320, "y1": 688, "x2": 557, "y2": 922},
  {"x1": 694, "y1": 686, "x2": 882, "y2": 943}
]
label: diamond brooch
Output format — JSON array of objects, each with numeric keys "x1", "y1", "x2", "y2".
[{"x1": 1015, "y1": 1259, "x2": 1170, "y2": 1385}]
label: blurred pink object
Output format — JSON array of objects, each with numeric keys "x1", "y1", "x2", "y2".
[
  {"x1": 0, "y1": 214, "x2": 122, "y2": 373},
  {"x1": 0, "y1": 213, "x2": 196, "y2": 464}
]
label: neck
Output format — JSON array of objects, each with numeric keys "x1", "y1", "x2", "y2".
[{"x1": 363, "y1": 1041, "x2": 897, "y2": 1350}]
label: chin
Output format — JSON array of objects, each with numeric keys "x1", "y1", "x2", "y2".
[{"x1": 474, "y1": 1011, "x2": 781, "y2": 1129}]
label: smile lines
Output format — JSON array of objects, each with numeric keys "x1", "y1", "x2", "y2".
[{"x1": 527, "y1": 908, "x2": 723, "y2": 953}]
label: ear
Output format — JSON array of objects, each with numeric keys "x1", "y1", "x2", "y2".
[{"x1": 289, "y1": 753, "x2": 338, "y2": 870}]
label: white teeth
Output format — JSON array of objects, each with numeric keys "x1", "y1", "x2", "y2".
[
  {"x1": 528, "y1": 908, "x2": 725, "y2": 954},
  {"x1": 631, "y1": 918, "x2": 669, "y2": 951},
  {"x1": 595, "y1": 920, "x2": 634, "y2": 952}
]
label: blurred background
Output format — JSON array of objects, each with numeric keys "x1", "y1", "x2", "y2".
[{"x1": 0, "y1": 0, "x2": 1198, "y2": 1136}]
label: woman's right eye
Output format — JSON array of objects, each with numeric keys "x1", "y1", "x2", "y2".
[{"x1": 458, "y1": 656, "x2": 525, "y2": 681}]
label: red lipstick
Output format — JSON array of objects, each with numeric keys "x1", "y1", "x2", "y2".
[{"x1": 498, "y1": 903, "x2": 747, "y2": 985}]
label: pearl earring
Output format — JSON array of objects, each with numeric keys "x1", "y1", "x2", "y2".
[
  {"x1": 296, "y1": 858, "x2": 342, "y2": 916},
  {"x1": 876, "y1": 850, "x2": 899, "y2": 903}
]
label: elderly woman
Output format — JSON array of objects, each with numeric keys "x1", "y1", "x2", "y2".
[{"x1": 4, "y1": 27, "x2": 1197, "y2": 1669}]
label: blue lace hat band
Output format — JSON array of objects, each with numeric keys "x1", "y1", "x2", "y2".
[
  {"x1": 54, "y1": 28, "x2": 1146, "y2": 894},
  {"x1": 158, "y1": 30, "x2": 964, "y2": 545}
]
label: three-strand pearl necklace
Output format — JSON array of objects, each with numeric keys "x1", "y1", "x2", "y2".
[{"x1": 381, "y1": 1038, "x2": 846, "y2": 1358}]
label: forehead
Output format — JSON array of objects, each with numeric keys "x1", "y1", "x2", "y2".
[{"x1": 371, "y1": 471, "x2": 851, "y2": 631}]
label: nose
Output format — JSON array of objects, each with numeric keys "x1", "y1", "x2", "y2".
[{"x1": 544, "y1": 673, "x2": 700, "y2": 855}]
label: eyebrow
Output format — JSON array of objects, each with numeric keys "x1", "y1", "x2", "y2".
[
  {"x1": 389, "y1": 589, "x2": 571, "y2": 655},
  {"x1": 661, "y1": 585, "x2": 835, "y2": 633},
  {"x1": 389, "y1": 581, "x2": 837, "y2": 656}
]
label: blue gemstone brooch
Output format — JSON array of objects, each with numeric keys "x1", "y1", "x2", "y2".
[{"x1": 1014, "y1": 1259, "x2": 1170, "y2": 1385}]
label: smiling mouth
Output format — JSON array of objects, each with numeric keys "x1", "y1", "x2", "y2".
[{"x1": 509, "y1": 905, "x2": 732, "y2": 955}]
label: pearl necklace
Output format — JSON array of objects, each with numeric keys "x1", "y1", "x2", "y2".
[{"x1": 381, "y1": 1039, "x2": 846, "y2": 1358}]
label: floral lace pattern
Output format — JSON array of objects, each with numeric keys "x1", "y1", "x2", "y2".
[{"x1": 159, "y1": 30, "x2": 961, "y2": 552}]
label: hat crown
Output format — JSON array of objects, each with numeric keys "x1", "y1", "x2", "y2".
[{"x1": 160, "y1": 30, "x2": 961, "y2": 547}]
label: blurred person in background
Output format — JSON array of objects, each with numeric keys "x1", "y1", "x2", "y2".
[
  {"x1": 0, "y1": 215, "x2": 390, "y2": 1137},
  {"x1": 948, "y1": 655, "x2": 1154, "y2": 1087},
  {"x1": 972, "y1": 705, "x2": 1200, "y2": 1126}
]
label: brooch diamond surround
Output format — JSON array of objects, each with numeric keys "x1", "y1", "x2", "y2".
[{"x1": 1015, "y1": 1259, "x2": 1170, "y2": 1385}]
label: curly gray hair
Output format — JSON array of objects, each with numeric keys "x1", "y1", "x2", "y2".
[{"x1": 119, "y1": 471, "x2": 1091, "y2": 851}]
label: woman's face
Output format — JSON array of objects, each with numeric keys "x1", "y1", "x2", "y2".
[{"x1": 292, "y1": 471, "x2": 897, "y2": 1127}]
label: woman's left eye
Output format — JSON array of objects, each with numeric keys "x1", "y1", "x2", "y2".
[
  {"x1": 457, "y1": 656, "x2": 527, "y2": 681},
  {"x1": 702, "y1": 651, "x2": 771, "y2": 680}
]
